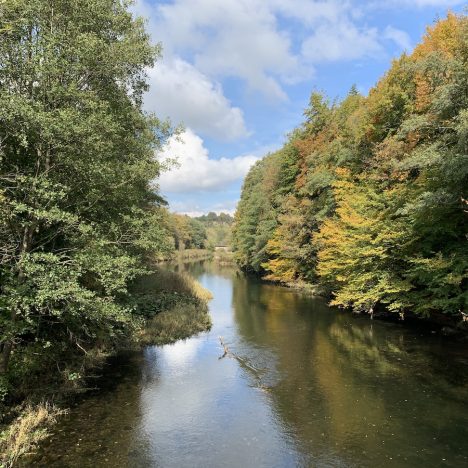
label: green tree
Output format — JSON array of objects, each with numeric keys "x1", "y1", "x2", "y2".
[
  {"x1": 315, "y1": 172, "x2": 413, "y2": 313},
  {"x1": 0, "y1": 0, "x2": 172, "y2": 380}
]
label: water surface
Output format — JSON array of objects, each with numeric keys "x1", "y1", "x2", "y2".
[{"x1": 30, "y1": 261, "x2": 468, "y2": 467}]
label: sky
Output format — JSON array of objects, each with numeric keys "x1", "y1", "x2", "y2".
[{"x1": 133, "y1": 0, "x2": 466, "y2": 216}]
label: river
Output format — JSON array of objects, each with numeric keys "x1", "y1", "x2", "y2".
[{"x1": 28, "y1": 261, "x2": 468, "y2": 467}]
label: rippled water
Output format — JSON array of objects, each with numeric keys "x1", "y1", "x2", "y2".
[{"x1": 28, "y1": 261, "x2": 468, "y2": 467}]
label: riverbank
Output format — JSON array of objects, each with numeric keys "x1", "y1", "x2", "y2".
[
  {"x1": 155, "y1": 248, "x2": 214, "y2": 263},
  {"x1": 0, "y1": 267, "x2": 212, "y2": 467},
  {"x1": 213, "y1": 249, "x2": 235, "y2": 266},
  {"x1": 157, "y1": 248, "x2": 236, "y2": 266},
  {"x1": 258, "y1": 272, "x2": 468, "y2": 338},
  {"x1": 134, "y1": 268, "x2": 212, "y2": 346}
]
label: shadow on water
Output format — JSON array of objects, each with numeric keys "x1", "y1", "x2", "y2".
[
  {"x1": 27, "y1": 260, "x2": 468, "y2": 467},
  {"x1": 21, "y1": 351, "x2": 154, "y2": 467}
]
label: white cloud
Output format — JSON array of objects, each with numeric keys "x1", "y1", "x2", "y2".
[
  {"x1": 145, "y1": 59, "x2": 247, "y2": 141},
  {"x1": 136, "y1": 0, "x2": 416, "y2": 99},
  {"x1": 367, "y1": 0, "x2": 464, "y2": 10},
  {"x1": 148, "y1": 0, "x2": 305, "y2": 101},
  {"x1": 134, "y1": 0, "x2": 425, "y2": 143},
  {"x1": 384, "y1": 26, "x2": 412, "y2": 51},
  {"x1": 391, "y1": 0, "x2": 464, "y2": 6},
  {"x1": 157, "y1": 129, "x2": 258, "y2": 193},
  {"x1": 301, "y1": 20, "x2": 381, "y2": 63}
]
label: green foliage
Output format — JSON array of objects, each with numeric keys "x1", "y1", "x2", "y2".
[
  {"x1": 164, "y1": 211, "x2": 234, "y2": 251},
  {"x1": 165, "y1": 213, "x2": 206, "y2": 250},
  {"x1": 232, "y1": 158, "x2": 278, "y2": 271},
  {"x1": 233, "y1": 13, "x2": 468, "y2": 322},
  {"x1": 0, "y1": 0, "x2": 175, "y2": 399},
  {"x1": 197, "y1": 212, "x2": 234, "y2": 249}
]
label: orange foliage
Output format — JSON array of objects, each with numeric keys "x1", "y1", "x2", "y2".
[{"x1": 412, "y1": 12, "x2": 464, "y2": 60}]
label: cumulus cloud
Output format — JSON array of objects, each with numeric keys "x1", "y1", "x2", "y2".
[
  {"x1": 136, "y1": 0, "x2": 419, "y2": 104},
  {"x1": 383, "y1": 26, "x2": 412, "y2": 51},
  {"x1": 301, "y1": 20, "x2": 381, "y2": 63},
  {"x1": 149, "y1": 0, "x2": 303, "y2": 101},
  {"x1": 145, "y1": 59, "x2": 247, "y2": 141},
  {"x1": 157, "y1": 129, "x2": 258, "y2": 193}
]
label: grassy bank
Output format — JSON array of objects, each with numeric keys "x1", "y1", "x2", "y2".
[
  {"x1": 155, "y1": 249, "x2": 214, "y2": 263},
  {"x1": 0, "y1": 268, "x2": 212, "y2": 467},
  {"x1": 213, "y1": 249, "x2": 235, "y2": 266},
  {"x1": 134, "y1": 268, "x2": 212, "y2": 345},
  {"x1": 176, "y1": 249, "x2": 213, "y2": 261}
]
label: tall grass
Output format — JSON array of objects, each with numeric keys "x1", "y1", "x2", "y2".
[
  {"x1": 135, "y1": 268, "x2": 213, "y2": 346},
  {"x1": 0, "y1": 403, "x2": 65, "y2": 468}
]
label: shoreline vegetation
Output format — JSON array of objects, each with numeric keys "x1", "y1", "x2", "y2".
[
  {"x1": 134, "y1": 267, "x2": 212, "y2": 346},
  {"x1": 250, "y1": 268, "x2": 468, "y2": 332},
  {"x1": 171, "y1": 248, "x2": 235, "y2": 264},
  {"x1": 260, "y1": 274, "x2": 468, "y2": 335},
  {"x1": 0, "y1": 266, "x2": 213, "y2": 468},
  {"x1": 232, "y1": 13, "x2": 467, "y2": 332},
  {"x1": 155, "y1": 248, "x2": 236, "y2": 266},
  {"x1": 167, "y1": 248, "x2": 214, "y2": 262}
]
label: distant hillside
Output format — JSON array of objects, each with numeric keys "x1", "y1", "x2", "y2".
[
  {"x1": 165, "y1": 211, "x2": 234, "y2": 251},
  {"x1": 195, "y1": 212, "x2": 233, "y2": 248}
]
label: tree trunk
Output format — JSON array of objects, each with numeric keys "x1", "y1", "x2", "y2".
[{"x1": 0, "y1": 343, "x2": 13, "y2": 375}]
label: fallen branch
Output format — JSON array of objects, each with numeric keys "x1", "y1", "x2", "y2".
[
  {"x1": 218, "y1": 336, "x2": 262, "y2": 374},
  {"x1": 218, "y1": 336, "x2": 231, "y2": 359}
]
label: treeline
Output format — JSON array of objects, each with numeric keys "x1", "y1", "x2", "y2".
[
  {"x1": 233, "y1": 14, "x2": 467, "y2": 322},
  {"x1": 164, "y1": 211, "x2": 233, "y2": 252}
]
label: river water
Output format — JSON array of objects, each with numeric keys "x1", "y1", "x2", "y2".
[{"x1": 29, "y1": 261, "x2": 468, "y2": 467}]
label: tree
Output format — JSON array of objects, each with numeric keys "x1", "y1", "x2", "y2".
[
  {"x1": 315, "y1": 172, "x2": 413, "y2": 313},
  {"x1": 0, "y1": 0, "x2": 172, "y2": 379}
]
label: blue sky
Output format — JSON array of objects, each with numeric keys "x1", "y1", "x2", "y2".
[{"x1": 134, "y1": 0, "x2": 466, "y2": 216}]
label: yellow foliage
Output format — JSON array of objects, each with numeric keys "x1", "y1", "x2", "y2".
[
  {"x1": 0, "y1": 404, "x2": 66, "y2": 468},
  {"x1": 412, "y1": 12, "x2": 465, "y2": 60}
]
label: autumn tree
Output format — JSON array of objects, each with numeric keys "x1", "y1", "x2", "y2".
[{"x1": 233, "y1": 13, "x2": 467, "y2": 322}]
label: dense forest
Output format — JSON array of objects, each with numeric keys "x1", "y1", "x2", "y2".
[{"x1": 233, "y1": 14, "x2": 467, "y2": 323}]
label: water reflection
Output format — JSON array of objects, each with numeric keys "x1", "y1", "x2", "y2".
[
  {"x1": 28, "y1": 261, "x2": 468, "y2": 467},
  {"x1": 230, "y1": 267, "x2": 468, "y2": 467}
]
